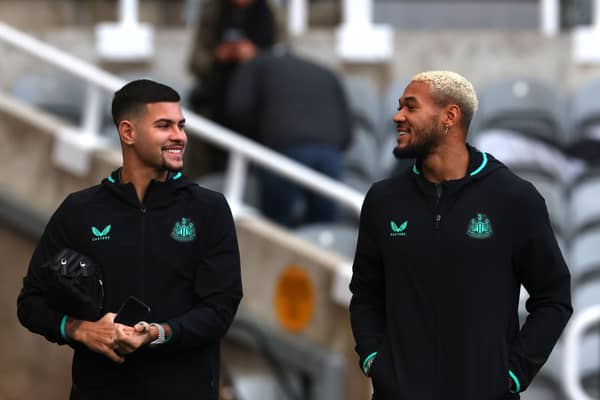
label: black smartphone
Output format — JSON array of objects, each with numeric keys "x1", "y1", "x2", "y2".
[{"x1": 114, "y1": 296, "x2": 151, "y2": 326}]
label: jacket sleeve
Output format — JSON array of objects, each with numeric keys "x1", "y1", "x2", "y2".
[
  {"x1": 509, "y1": 185, "x2": 572, "y2": 392},
  {"x1": 349, "y1": 187, "x2": 386, "y2": 372},
  {"x1": 187, "y1": 0, "x2": 219, "y2": 79},
  {"x1": 17, "y1": 196, "x2": 76, "y2": 345},
  {"x1": 166, "y1": 193, "x2": 243, "y2": 348}
]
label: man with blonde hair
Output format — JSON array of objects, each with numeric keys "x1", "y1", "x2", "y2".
[{"x1": 349, "y1": 71, "x2": 571, "y2": 399}]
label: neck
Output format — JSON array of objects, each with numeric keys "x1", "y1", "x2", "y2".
[
  {"x1": 421, "y1": 143, "x2": 469, "y2": 184},
  {"x1": 120, "y1": 164, "x2": 168, "y2": 204}
]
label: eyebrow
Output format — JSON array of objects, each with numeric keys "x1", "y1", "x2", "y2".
[
  {"x1": 399, "y1": 96, "x2": 418, "y2": 105},
  {"x1": 153, "y1": 118, "x2": 186, "y2": 125}
]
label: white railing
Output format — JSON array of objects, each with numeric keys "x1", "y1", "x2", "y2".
[
  {"x1": 0, "y1": 21, "x2": 364, "y2": 217},
  {"x1": 563, "y1": 306, "x2": 600, "y2": 400}
]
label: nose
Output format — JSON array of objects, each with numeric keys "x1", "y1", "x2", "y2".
[
  {"x1": 171, "y1": 125, "x2": 187, "y2": 143},
  {"x1": 393, "y1": 109, "x2": 406, "y2": 123}
]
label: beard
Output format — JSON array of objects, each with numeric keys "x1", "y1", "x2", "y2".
[{"x1": 393, "y1": 117, "x2": 441, "y2": 159}]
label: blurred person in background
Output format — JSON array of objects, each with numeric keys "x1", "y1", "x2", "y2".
[
  {"x1": 187, "y1": 0, "x2": 285, "y2": 172},
  {"x1": 17, "y1": 79, "x2": 242, "y2": 400},
  {"x1": 349, "y1": 71, "x2": 572, "y2": 399},
  {"x1": 227, "y1": 47, "x2": 352, "y2": 227}
]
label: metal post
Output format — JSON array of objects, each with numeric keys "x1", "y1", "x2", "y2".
[
  {"x1": 223, "y1": 152, "x2": 248, "y2": 211},
  {"x1": 594, "y1": 0, "x2": 600, "y2": 27},
  {"x1": 120, "y1": 0, "x2": 139, "y2": 25},
  {"x1": 288, "y1": 0, "x2": 308, "y2": 36},
  {"x1": 80, "y1": 83, "x2": 103, "y2": 138},
  {"x1": 540, "y1": 0, "x2": 560, "y2": 36}
]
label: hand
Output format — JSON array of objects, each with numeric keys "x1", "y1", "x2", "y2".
[
  {"x1": 215, "y1": 43, "x2": 236, "y2": 62},
  {"x1": 235, "y1": 39, "x2": 257, "y2": 62},
  {"x1": 66, "y1": 312, "x2": 127, "y2": 364},
  {"x1": 113, "y1": 321, "x2": 156, "y2": 355}
]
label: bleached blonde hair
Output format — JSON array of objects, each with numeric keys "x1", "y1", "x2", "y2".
[{"x1": 412, "y1": 70, "x2": 478, "y2": 129}]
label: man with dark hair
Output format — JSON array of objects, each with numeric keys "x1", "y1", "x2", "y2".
[
  {"x1": 17, "y1": 79, "x2": 243, "y2": 399},
  {"x1": 349, "y1": 71, "x2": 572, "y2": 399}
]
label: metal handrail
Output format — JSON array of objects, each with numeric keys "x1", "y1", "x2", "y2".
[
  {"x1": 562, "y1": 305, "x2": 600, "y2": 400},
  {"x1": 0, "y1": 21, "x2": 364, "y2": 216}
]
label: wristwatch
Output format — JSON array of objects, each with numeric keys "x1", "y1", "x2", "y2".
[{"x1": 149, "y1": 323, "x2": 165, "y2": 346}]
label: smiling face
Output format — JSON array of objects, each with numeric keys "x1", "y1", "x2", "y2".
[
  {"x1": 125, "y1": 102, "x2": 187, "y2": 173},
  {"x1": 392, "y1": 81, "x2": 444, "y2": 159}
]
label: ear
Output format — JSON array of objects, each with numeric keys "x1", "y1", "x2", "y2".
[
  {"x1": 443, "y1": 104, "x2": 461, "y2": 128},
  {"x1": 118, "y1": 120, "x2": 136, "y2": 146}
]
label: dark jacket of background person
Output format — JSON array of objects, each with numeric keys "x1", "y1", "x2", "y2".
[
  {"x1": 350, "y1": 146, "x2": 572, "y2": 399},
  {"x1": 17, "y1": 169, "x2": 242, "y2": 400},
  {"x1": 187, "y1": 0, "x2": 285, "y2": 119},
  {"x1": 226, "y1": 50, "x2": 352, "y2": 151}
]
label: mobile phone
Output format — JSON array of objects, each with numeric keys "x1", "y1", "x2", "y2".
[{"x1": 114, "y1": 296, "x2": 151, "y2": 326}]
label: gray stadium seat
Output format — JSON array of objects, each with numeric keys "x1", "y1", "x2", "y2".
[
  {"x1": 342, "y1": 75, "x2": 382, "y2": 142},
  {"x1": 475, "y1": 77, "x2": 563, "y2": 144},
  {"x1": 573, "y1": 278, "x2": 600, "y2": 311},
  {"x1": 510, "y1": 169, "x2": 567, "y2": 237},
  {"x1": 569, "y1": 170, "x2": 600, "y2": 234},
  {"x1": 11, "y1": 70, "x2": 90, "y2": 126},
  {"x1": 570, "y1": 79, "x2": 600, "y2": 142},
  {"x1": 343, "y1": 126, "x2": 381, "y2": 181},
  {"x1": 473, "y1": 128, "x2": 586, "y2": 185},
  {"x1": 195, "y1": 171, "x2": 262, "y2": 209},
  {"x1": 570, "y1": 226, "x2": 600, "y2": 287},
  {"x1": 293, "y1": 223, "x2": 358, "y2": 259}
]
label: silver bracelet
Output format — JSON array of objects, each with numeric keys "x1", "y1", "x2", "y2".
[{"x1": 149, "y1": 323, "x2": 165, "y2": 346}]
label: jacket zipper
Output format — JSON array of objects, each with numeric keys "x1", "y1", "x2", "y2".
[
  {"x1": 434, "y1": 184, "x2": 443, "y2": 230},
  {"x1": 140, "y1": 205, "x2": 147, "y2": 301}
]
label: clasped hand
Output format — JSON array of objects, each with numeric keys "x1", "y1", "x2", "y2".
[{"x1": 67, "y1": 313, "x2": 155, "y2": 364}]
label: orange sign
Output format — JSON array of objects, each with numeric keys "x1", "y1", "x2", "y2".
[{"x1": 274, "y1": 266, "x2": 315, "y2": 333}]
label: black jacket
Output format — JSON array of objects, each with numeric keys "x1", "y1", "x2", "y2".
[
  {"x1": 349, "y1": 145, "x2": 572, "y2": 400},
  {"x1": 17, "y1": 169, "x2": 243, "y2": 400},
  {"x1": 227, "y1": 50, "x2": 352, "y2": 151}
]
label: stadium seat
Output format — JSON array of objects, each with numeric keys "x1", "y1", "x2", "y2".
[
  {"x1": 473, "y1": 128, "x2": 586, "y2": 185},
  {"x1": 342, "y1": 75, "x2": 382, "y2": 142},
  {"x1": 195, "y1": 171, "x2": 262, "y2": 210},
  {"x1": 475, "y1": 77, "x2": 563, "y2": 145},
  {"x1": 343, "y1": 125, "x2": 381, "y2": 181},
  {"x1": 573, "y1": 277, "x2": 600, "y2": 312},
  {"x1": 509, "y1": 168, "x2": 567, "y2": 238},
  {"x1": 570, "y1": 226, "x2": 600, "y2": 287},
  {"x1": 293, "y1": 222, "x2": 358, "y2": 259},
  {"x1": 11, "y1": 70, "x2": 92, "y2": 126},
  {"x1": 569, "y1": 169, "x2": 600, "y2": 234},
  {"x1": 569, "y1": 79, "x2": 600, "y2": 141}
]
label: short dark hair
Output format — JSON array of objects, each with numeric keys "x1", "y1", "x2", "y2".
[{"x1": 111, "y1": 79, "x2": 180, "y2": 127}]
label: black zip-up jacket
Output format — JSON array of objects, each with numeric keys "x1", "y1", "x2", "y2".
[
  {"x1": 17, "y1": 169, "x2": 242, "y2": 400},
  {"x1": 349, "y1": 145, "x2": 572, "y2": 400}
]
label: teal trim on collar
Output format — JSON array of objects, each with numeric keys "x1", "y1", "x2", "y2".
[
  {"x1": 172, "y1": 171, "x2": 182, "y2": 180},
  {"x1": 469, "y1": 151, "x2": 488, "y2": 176},
  {"x1": 508, "y1": 370, "x2": 521, "y2": 393},
  {"x1": 412, "y1": 150, "x2": 486, "y2": 177},
  {"x1": 107, "y1": 175, "x2": 116, "y2": 183}
]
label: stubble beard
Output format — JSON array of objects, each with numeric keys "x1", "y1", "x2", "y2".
[{"x1": 393, "y1": 117, "x2": 441, "y2": 160}]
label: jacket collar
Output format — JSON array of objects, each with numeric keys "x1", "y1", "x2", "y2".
[{"x1": 102, "y1": 168, "x2": 193, "y2": 209}]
